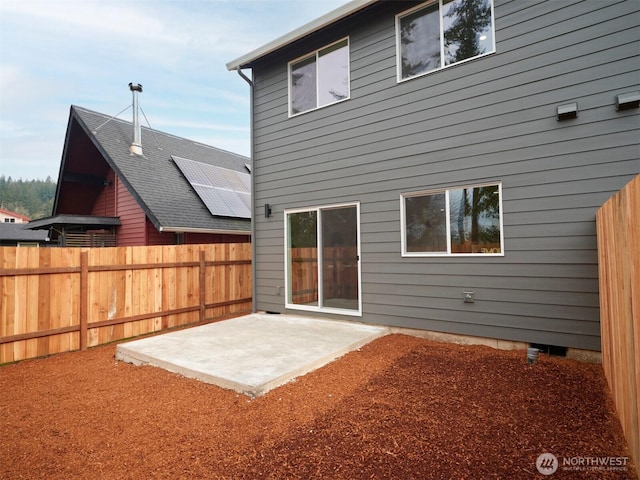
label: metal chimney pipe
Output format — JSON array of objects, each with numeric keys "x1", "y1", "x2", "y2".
[{"x1": 128, "y1": 83, "x2": 143, "y2": 156}]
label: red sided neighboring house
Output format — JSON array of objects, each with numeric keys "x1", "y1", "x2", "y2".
[{"x1": 28, "y1": 105, "x2": 251, "y2": 247}]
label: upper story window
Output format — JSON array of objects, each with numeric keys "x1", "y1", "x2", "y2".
[
  {"x1": 401, "y1": 182, "x2": 503, "y2": 256},
  {"x1": 289, "y1": 38, "x2": 350, "y2": 116},
  {"x1": 396, "y1": 0, "x2": 495, "y2": 82}
]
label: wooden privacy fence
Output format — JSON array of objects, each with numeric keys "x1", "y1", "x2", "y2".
[
  {"x1": 596, "y1": 174, "x2": 639, "y2": 470},
  {"x1": 0, "y1": 243, "x2": 251, "y2": 363}
]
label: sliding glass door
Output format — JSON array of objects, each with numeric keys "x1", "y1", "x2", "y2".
[{"x1": 286, "y1": 203, "x2": 361, "y2": 315}]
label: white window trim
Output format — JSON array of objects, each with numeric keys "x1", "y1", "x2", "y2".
[
  {"x1": 401, "y1": 182, "x2": 504, "y2": 257},
  {"x1": 395, "y1": 0, "x2": 496, "y2": 83},
  {"x1": 284, "y1": 201, "x2": 362, "y2": 316},
  {"x1": 288, "y1": 37, "x2": 351, "y2": 117}
]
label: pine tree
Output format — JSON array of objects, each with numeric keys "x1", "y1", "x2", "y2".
[{"x1": 0, "y1": 175, "x2": 56, "y2": 219}]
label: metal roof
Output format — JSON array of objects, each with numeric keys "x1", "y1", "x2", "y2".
[{"x1": 226, "y1": 0, "x2": 377, "y2": 70}]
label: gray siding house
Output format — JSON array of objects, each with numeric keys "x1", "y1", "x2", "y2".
[{"x1": 228, "y1": 0, "x2": 640, "y2": 353}]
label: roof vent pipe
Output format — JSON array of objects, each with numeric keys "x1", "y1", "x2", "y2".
[{"x1": 128, "y1": 83, "x2": 143, "y2": 156}]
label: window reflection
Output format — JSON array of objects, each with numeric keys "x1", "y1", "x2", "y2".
[
  {"x1": 449, "y1": 185, "x2": 501, "y2": 254},
  {"x1": 288, "y1": 211, "x2": 318, "y2": 306},
  {"x1": 402, "y1": 183, "x2": 502, "y2": 255},
  {"x1": 290, "y1": 38, "x2": 349, "y2": 115},
  {"x1": 398, "y1": 0, "x2": 494, "y2": 80},
  {"x1": 405, "y1": 193, "x2": 447, "y2": 253},
  {"x1": 318, "y1": 39, "x2": 349, "y2": 107},
  {"x1": 290, "y1": 56, "x2": 317, "y2": 115},
  {"x1": 399, "y1": 3, "x2": 441, "y2": 78},
  {"x1": 443, "y1": 0, "x2": 494, "y2": 66}
]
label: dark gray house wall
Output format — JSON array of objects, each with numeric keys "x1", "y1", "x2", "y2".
[{"x1": 247, "y1": 0, "x2": 639, "y2": 351}]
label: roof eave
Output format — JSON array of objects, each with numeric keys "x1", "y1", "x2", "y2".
[
  {"x1": 158, "y1": 226, "x2": 251, "y2": 235},
  {"x1": 226, "y1": 0, "x2": 378, "y2": 70},
  {"x1": 26, "y1": 214, "x2": 121, "y2": 230}
]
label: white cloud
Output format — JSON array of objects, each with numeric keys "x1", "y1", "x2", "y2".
[
  {"x1": 2, "y1": 1, "x2": 177, "y2": 45},
  {"x1": 0, "y1": 0, "x2": 351, "y2": 179}
]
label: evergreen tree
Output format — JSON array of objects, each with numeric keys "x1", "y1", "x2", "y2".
[
  {"x1": 0, "y1": 175, "x2": 56, "y2": 219},
  {"x1": 444, "y1": 0, "x2": 492, "y2": 64}
]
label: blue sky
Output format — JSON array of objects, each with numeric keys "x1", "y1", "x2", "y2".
[{"x1": 0, "y1": 0, "x2": 346, "y2": 181}]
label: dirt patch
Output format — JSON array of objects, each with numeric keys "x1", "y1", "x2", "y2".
[{"x1": 0, "y1": 334, "x2": 635, "y2": 479}]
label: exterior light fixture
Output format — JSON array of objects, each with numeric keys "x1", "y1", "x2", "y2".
[
  {"x1": 615, "y1": 91, "x2": 640, "y2": 111},
  {"x1": 264, "y1": 204, "x2": 272, "y2": 218},
  {"x1": 557, "y1": 102, "x2": 578, "y2": 121}
]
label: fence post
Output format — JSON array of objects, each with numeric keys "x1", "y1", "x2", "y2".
[
  {"x1": 79, "y1": 251, "x2": 88, "y2": 351},
  {"x1": 199, "y1": 250, "x2": 206, "y2": 323}
]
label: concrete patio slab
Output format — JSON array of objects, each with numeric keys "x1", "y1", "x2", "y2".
[{"x1": 115, "y1": 313, "x2": 388, "y2": 397}]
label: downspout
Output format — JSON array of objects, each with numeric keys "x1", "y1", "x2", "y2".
[{"x1": 236, "y1": 67, "x2": 257, "y2": 314}]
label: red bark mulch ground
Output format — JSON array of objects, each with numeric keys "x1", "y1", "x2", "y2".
[{"x1": 0, "y1": 334, "x2": 636, "y2": 479}]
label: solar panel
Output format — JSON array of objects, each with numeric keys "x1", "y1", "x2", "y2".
[{"x1": 173, "y1": 156, "x2": 251, "y2": 219}]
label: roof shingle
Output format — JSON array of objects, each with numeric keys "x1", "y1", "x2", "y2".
[{"x1": 71, "y1": 106, "x2": 251, "y2": 234}]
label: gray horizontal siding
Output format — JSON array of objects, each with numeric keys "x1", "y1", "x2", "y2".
[
  {"x1": 253, "y1": 4, "x2": 638, "y2": 142},
  {"x1": 250, "y1": 0, "x2": 640, "y2": 350}
]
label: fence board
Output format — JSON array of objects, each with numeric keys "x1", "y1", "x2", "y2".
[
  {"x1": 80, "y1": 251, "x2": 89, "y2": 350},
  {"x1": 51, "y1": 248, "x2": 80, "y2": 355},
  {"x1": 112, "y1": 248, "x2": 128, "y2": 343},
  {"x1": 0, "y1": 244, "x2": 252, "y2": 363},
  {"x1": 212, "y1": 244, "x2": 228, "y2": 319},
  {"x1": 151, "y1": 246, "x2": 163, "y2": 333},
  {"x1": 162, "y1": 246, "x2": 177, "y2": 330},
  {"x1": 597, "y1": 174, "x2": 639, "y2": 471},
  {"x1": 13, "y1": 248, "x2": 29, "y2": 360},
  {"x1": 0, "y1": 250, "x2": 13, "y2": 362},
  {"x1": 37, "y1": 248, "x2": 51, "y2": 357}
]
